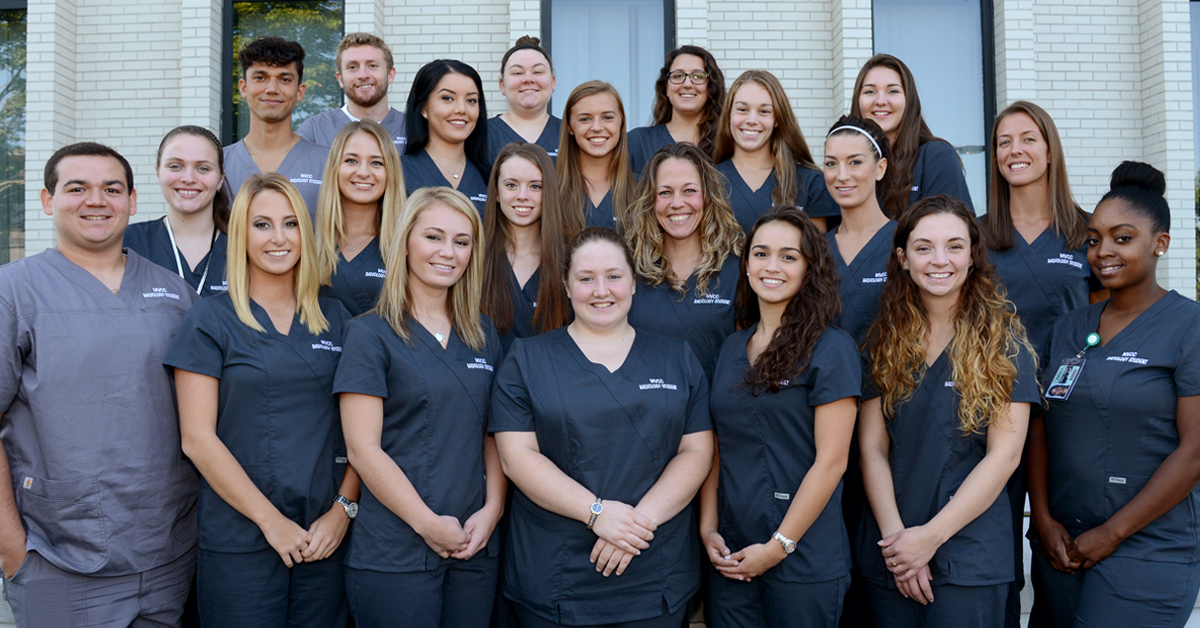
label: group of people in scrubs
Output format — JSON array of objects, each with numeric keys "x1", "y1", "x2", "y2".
[{"x1": 61, "y1": 28, "x2": 1194, "y2": 628}]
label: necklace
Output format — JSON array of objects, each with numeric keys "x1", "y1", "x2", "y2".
[
  {"x1": 164, "y1": 216, "x2": 217, "y2": 294},
  {"x1": 343, "y1": 233, "x2": 374, "y2": 253},
  {"x1": 429, "y1": 154, "x2": 465, "y2": 180},
  {"x1": 434, "y1": 331, "x2": 445, "y2": 343}
]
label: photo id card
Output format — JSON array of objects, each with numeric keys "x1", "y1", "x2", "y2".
[{"x1": 1045, "y1": 357, "x2": 1085, "y2": 401}]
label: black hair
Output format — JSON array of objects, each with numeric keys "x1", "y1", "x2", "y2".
[
  {"x1": 404, "y1": 59, "x2": 490, "y2": 180},
  {"x1": 826, "y1": 114, "x2": 892, "y2": 211},
  {"x1": 44, "y1": 142, "x2": 134, "y2": 193},
  {"x1": 239, "y1": 37, "x2": 306, "y2": 82},
  {"x1": 1099, "y1": 161, "x2": 1170, "y2": 233}
]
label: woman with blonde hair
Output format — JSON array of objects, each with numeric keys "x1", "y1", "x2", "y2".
[
  {"x1": 481, "y1": 142, "x2": 575, "y2": 350},
  {"x1": 335, "y1": 187, "x2": 505, "y2": 627},
  {"x1": 714, "y1": 70, "x2": 838, "y2": 233},
  {"x1": 625, "y1": 142, "x2": 742, "y2": 379},
  {"x1": 858, "y1": 195, "x2": 1038, "y2": 626},
  {"x1": 166, "y1": 173, "x2": 357, "y2": 626},
  {"x1": 315, "y1": 119, "x2": 406, "y2": 316},
  {"x1": 557, "y1": 80, "x2": 637, "y2": 230}
]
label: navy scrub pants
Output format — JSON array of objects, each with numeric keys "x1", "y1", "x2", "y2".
[
  {"x1": 197, "y1": 544, "x2": 348, "y2": 628},
  {"x1": 865, "y1": 580, "x2": 1006, "y2": 628},
  {"x1": 513, "y1": 601, "x2": 686, "y2": 628},
  {"x1": 345, "y1": 555, "x2": 498, "y2": 628},
  {"x1": 708, "y1": 567, "x2": 848, "y2": 628}
]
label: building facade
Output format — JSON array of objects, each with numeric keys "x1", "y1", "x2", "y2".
[{"x1": 14, "y1": 0, "x2": 1198, "y2": 297}]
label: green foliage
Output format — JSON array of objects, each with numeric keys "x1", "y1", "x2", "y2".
[
  {"x1": 0, "y1": 9, "x2": 25, "y2": 264},
  {"x1": 231, "y1": 1, "x2": 344, "y2": 140}
]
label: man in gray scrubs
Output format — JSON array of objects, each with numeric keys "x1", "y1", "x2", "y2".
[
  {"x1": 0, "y1": 143, "x2": 199, "y2": 627},
  {"x1": 297, "y1": 32, "x2": 407, "y2": 149}
]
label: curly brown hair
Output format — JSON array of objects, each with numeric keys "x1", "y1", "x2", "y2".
[{"x1": 649, "y1": 45, "x2": 726, "y2": 158}]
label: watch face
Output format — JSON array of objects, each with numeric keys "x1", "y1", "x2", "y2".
[
  {"x1": 347, "y1": 502, "x2": 359, "y2": 519},
  {"x1": 591, "y1": 502, "x2": 603, "y2": 515}
]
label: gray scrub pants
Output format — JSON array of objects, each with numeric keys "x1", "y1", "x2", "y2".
[{"x1": 3, "y1": 547, "x2": 196, "y2": 628}]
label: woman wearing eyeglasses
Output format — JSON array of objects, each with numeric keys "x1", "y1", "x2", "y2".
[{"x1": 627, "y1": 46, "x2": 726, "y2": 177}]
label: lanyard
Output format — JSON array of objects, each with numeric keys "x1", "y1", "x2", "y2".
[{"x1": 163, "y1": 216, "x2": 216, "y2": 294}]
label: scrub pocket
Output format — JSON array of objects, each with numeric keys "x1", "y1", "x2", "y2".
[{"x1": 16, "y1": 476, "x2": 108, "y2": 574}]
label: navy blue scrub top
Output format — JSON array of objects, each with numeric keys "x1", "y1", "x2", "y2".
[
  {"x1": 908, "y1": 140, "x2": 974, "y2": 211},
  {"x1": 333, "y1": 314, "x2": 504, "y2": 573},
  {"x1": 319, "y1": 237, "x2": 385, "y2": 317},
  {"x1": 582, "y1": 190, "x2": 619, "y2": 230},
  {"x1": 627, "y1": 123, "x2": 675, "y2": 178},
  {"x1": 123, "y1": 218, "x2": 229, "y2": 297},
  {"x1": 715, "y1": 160, "x2": 840, "y2": 233},
  {"x1": 486, "y1": 115, "x2": 562, "y2": 167},
  {"x1": 497, "y1": 262, "x2": 540, "y2": 352},
  {"x1": 402, "y1": 149, "x2": 489, "y2": 215},
  {"x1": 490, "y1": 328, "x2": 712, "y2": 625},
  {"x1": 164, "y1": 294, "x2": 352, "y2": 553},
  {"x1": 986, "y1": 225, "x2": 1098, "y2": 357},
  {"x1": 824, "y1": 221, "x2": 898, "y2": 348},
  {"x1": 710, "y1": 325, "x2": 861, "y2": 583},
  {"x1": 627, "y1": 255, "x2": 740, "y2": 381},
  {"x1": 1041, "y1": 292, "x2": 1200, "y2": 564},
  {"x1": 859, "y1": 342, "x2": 1039, "y2": 587}
]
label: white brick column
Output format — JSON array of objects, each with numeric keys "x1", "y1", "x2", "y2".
[
  {"x1": 1139, "y1": 0, "x2": 1194, "y2": 298},
  {"x1": 993, "y1": 0, "x2": 1037, "y2": 106},
  {"x1": 24, "y1": 0, "x2": 77, "y2": 254},
  {"x1": 676, "y1": 0, "x2": 708, "y2": 48},
  {"x1": 509, "y1": 0, "x2": 540, "y2": 43},
  {"x1": 345, "y1": 0, "x2": 385, "y2": 39},
  {"x1": 830, "y1": 0, "x2": 873, "y2": 123},
  {"x1": 180, "y1": 0, "x2": 222, "y2": 141}
]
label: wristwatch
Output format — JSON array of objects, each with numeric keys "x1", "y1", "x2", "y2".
[
  {"x1": 772, "y1": 531, "x2": 796, "y2": 554},
  {"x1": 335, "y1": 495, "x2": 358, "y2": 520},
  {"x1": 586, "y1": 498, "x2": 604, "y2": 530}
]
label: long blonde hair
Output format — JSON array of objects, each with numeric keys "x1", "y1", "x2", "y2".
[
  {"x1": 557, "y1": 81, "x2": 637, "y2": 228},
  {"x1": 226, "y1": 173, "x2": 328, "y2": 334},
  {"x1": 865, "y1": 195, "x2": 1035, "y2": 434},
  {"x1": 315, "y1": 119, "x2": 407, "y2": 284},
  {"x1": 625, "y1": 143, "x2": 742, "y2": 296},
  {"x1": 375, "y1": 187, "x2": 487, "y2": 350}
]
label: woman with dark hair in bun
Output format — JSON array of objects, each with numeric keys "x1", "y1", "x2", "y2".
[
  {"x1": 1028, "y1": 161, "x2": 1200, "y2": 628},
  {"x1": 487, "y1": 36, "x2": 561, "y2": 166},
  {"x1": 628, "y1": 45, "x2": 726, "y2": 175}
]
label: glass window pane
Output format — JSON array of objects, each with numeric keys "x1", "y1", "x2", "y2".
[
  {"x1": 0, "y1": 8, "x2": 25, "y2": 264},
  {"x1": 232, "y1": 1, "x2": 344, "y2": 139}
]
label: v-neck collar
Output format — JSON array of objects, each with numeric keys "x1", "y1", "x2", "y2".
[
  {"x1": 833, "y1": 220, "x2": 895, "y2": 270},
  {"x1": 561, "y1": 327, "x2": 643, "y2": 378},
  {"x1": 1089, "y1": 291, "x2": 1177, "y2": 352}
]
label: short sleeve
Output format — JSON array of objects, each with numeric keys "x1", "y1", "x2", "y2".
[
  {"x1": 916, "y1": 140, "x2": 974, "y2": 211},
  {"x1": 807, "y1": 329, "x2": 863, "y2": 406},
  {"x1": 860, "y1": 349, "x2": 881, "y2": 401},
  {"x1": 163, "y1": 300, "x2": 227, "y2": 379},
  {"x1": 681, "y1": 341, "x2": 713, "y2": 434},
  {"x1": 1173, "y1": 303, "x2": 1200, "y2": 397},
  {"x1": 332, "y1": 317, "x2": 392, "y2": 398},
  {"x1": 489, "y1": 339, "x2": 535, "y2": 433},
  {"x1": 1010, "y1": 334, "x2": 1042, "y2": 405},
  {"x1": 799, "y1": 166, "x2": 841, "y2": 219},
  {"x1": 0, "y1": 290, "x2": 24, "y2": 410},
  {"x1": 296, "y1": 116, "x2": 317, "y2": 144}
]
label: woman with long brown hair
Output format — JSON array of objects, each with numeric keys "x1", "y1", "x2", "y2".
[
  {"x1": 481, "y1": 142, "x2": 575, "y2": 349},
  {"x1": 858, "y1": 195, "x2": 1037, "y2": 626},
  {"x1": 557, "y1": 81, "x2": 637, "y2": 230},
  {"x1": 714, "y1": 70, "x2": 838, "y2": 233},
  {"x1": 625, "y1": 142, "x2": 743, "y2": 379},
  {"x1": 700, "y1": 208, "x2": 860, "y2": 627},
  {"x1": 850, "y1": 55, "x2": 973, "y2": 216},
  {"x1": 627, "y1": 45, "x2": 726, "y2": 175}
]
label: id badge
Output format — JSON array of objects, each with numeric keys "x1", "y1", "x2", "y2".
[{"x1": 1045, "y1": 357, "x2": 1085, "y2": 401}]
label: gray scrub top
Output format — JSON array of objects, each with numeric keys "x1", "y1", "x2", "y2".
[
  {"x1": 297, "y1": 106, "x2": 408, "y2": 150},
  {"x1": 0, "y1": 249, "x2": 199, "y2": 576},
  {"x1": 223, "y1": 138, "x2": 329, "y2": 219}
]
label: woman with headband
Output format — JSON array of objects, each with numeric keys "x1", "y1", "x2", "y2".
[
  {"x1": 850, "y1": 54, "x2": 973, "y2": 216},
  {"x1": 487, "y1": 36, "x2": 561, "y2": 166}
]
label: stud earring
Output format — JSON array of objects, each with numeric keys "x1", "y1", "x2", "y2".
[{"x1": 1156, "y1": 250, "x2": 1165, "y2": 257}]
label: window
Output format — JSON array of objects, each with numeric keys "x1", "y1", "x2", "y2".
[
  {"x1": 873, "y1": 0, "x2": 994, "y2": 212},
  {"x1": 0, "y1": 2, "x2": 24, "y2": 264},
  {"x1": 222, "y1": 0, "x2": 344, "y2": 144},
  {"x1": 544, "y1": 0, "x2": 674, "y2": 129}
]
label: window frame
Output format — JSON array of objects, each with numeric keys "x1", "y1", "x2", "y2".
[{"x1": 539, "y1": 0, "x2": 676, "y2": 62}]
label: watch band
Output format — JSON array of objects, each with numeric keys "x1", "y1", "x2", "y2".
[
  {"x1": 587, "y1": 498, "x2": 603, "y2": 530},
  {"x1": 336, "y1": 494, "x2": 358, "y2": 520},
  {"x1": 772, "y1": 531, "x2": 796, "y2": 554}
]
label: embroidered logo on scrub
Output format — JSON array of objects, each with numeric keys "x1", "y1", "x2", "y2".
[
  {"x1": 863, "y1": 272, "x2": 887, "y2": 284},
  {"x1": 311, "y1": 340, "x2": 343, "y2": 352},
  {"x1": 1106, "y1": 352, "x2": 1148, "y2": 365},
  {"x1": 1047, "y1": 253, "x2": 1084, "y2": 269},
  {"x1": 292, "y1": 174, "x2": 322, "y2": 186},
  {"x1": 639, "y1": 378, "x2": 678, "y2": 391},
  {"x1": 142, "y1": 287, "x2": 181, "y2": 300},
  {"x1": 467, "y1": 357, "x2": 494, "y2": 372},
  {"x1": 693, "y1": 292, "x2": 731, "y2": 305},
  {"x1": 365, "y1": 268, "x2": 386, "y2": 279}
]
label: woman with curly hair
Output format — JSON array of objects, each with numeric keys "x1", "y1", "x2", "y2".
[
  {"x1": 714, "y1": 70, "x2": 838, "y2": 233},
  {"x1": 628, "y1": 45, "x2": 726, "y2": 175},
  {"x1": 625, "y1": 142, "x2": 743, "y2": 379},
  {"x1": 700, "y1": 207, "x2": 860, "y2": 627},
  {"x1": 858, "y1": 195, "x2": 1038, "y2": 627},
  {"x1": 850, "y1": 54, "x2": 973, "y2": 216}
]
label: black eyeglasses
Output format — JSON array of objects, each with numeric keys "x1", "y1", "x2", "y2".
[{"x1": 667, "y1": 70, "x2": 709, "y2": 85}]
